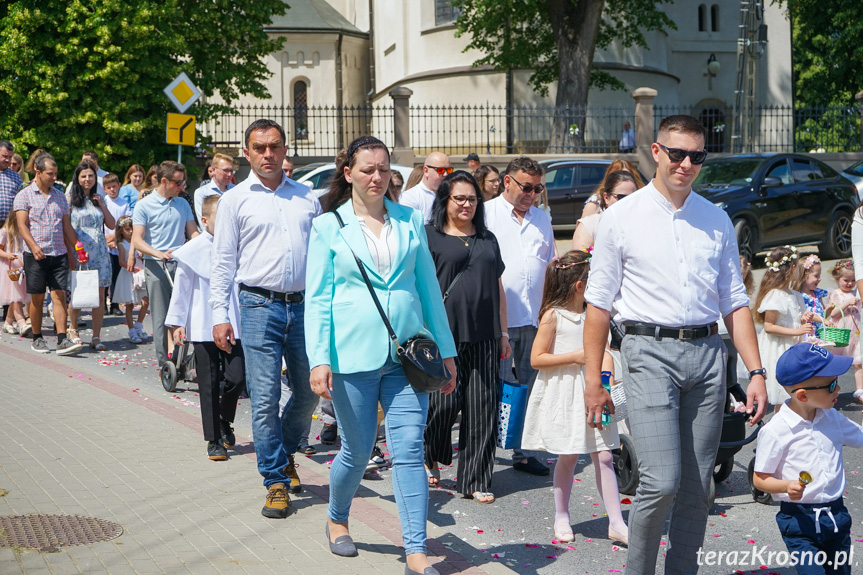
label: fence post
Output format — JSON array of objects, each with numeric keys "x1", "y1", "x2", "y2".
[
  {"x1": 390, "y1": 87, "x2": 415, "y2": 166},
  {"x1": 631, "y1": 87, "x2": 658, "y2": 178},
  {"x1": 857, "y1": 90, "x2": 863, "y2": 151}
]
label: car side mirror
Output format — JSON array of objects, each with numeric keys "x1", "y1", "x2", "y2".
[
  {"x1": 761, "y1": 176, "x2": 782, "y2": 189},
  {"x1": 302, "y1": 180, "x2": 314, "y2": 189}
]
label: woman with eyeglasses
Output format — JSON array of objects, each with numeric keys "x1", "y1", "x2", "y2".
[
  {"x1": 423, "y1": 170, "x2": 511, "y2": 505},
  {"x1": 473, "y1": 165, "x2": 501, "y2": 202},
  {"x1": 572, "y1": 170, "x2": 637, "y2": 251}
]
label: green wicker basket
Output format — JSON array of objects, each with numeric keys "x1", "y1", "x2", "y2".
[{"x1": 817, "y1": 310, "x2": 851, "y2": 347}]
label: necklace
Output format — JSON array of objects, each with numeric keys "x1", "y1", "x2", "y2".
[{"x1": 456, "y1": 236, "x2": 470, "y2": 248}]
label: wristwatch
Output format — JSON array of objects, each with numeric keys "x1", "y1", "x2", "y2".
[{"x1": 748, "y1": 368, "x2": 767, "y2": 379}]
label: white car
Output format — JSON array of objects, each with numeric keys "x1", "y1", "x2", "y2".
[
  {"x1": 294, "y1": 162, "x2": 414, "y2": 198},
  {"x1": 841, "y1": 160, "x2": 863, "y2": 201}
]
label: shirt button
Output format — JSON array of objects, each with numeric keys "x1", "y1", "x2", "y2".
[
  {"x1": 683, "y1": 281, "x2": 688, "y2": 286},
  {"x1": 679, "y1": 258, "x2": 684, "y2": 263}
]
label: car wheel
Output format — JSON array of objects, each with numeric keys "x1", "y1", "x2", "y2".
[
  {"x1": 819, "y1": 211, "x2": 853, "y2": 260},
  {"x1": 734, "y1": 219, "x2": 757, "y2": 264}
]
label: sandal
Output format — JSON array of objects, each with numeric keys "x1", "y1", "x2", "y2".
[
  {"x1": 465, "y1": 491, "x2": 495, "y2": 504},
  {"x1": 90, "y1": 337, "x2": 106, "y2": 352},
  {"x1": 68, "y1": 329, "x2": 83, "y2": 345},
  {"x1": 425, "y1": 464, "x2": 440, "y2": 486}
]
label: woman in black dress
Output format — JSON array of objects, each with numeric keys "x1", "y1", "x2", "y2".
[{"x1": 424, "y1": 170, "x2": 511, "y2": 503}]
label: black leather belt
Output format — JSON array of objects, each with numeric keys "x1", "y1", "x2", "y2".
[
  {"x1": 622, "y1": 322, "x2": 718, "y2": 340},
  {"x1": 239, "y1": 283, "x2": 304, "y2": 303}
]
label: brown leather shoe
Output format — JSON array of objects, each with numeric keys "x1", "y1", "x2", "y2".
[
  {"x1": 261, "y1": 483, "x2": 291, "y2": 518},
  {"x1": 285, "y1": 455, "x2": 302, "y2": 494}
]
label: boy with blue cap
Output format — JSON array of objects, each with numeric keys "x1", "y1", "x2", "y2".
[{"x1": 753, "y1": 343, "x2": 862, "y2": 574}]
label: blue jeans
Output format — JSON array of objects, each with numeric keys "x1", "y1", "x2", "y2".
[
  {"x1": 329, "y1": 357, "x2": 429, "y2": 555},
  {"x1": 239, "y1": 291, "x2": 317, "y2": 487}
]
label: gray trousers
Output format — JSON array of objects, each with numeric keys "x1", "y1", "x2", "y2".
[
  {"x1": 621, "y1": 333, "x2": 726, "y2": 575},
  {"x1": 501, "y1": 325, "x2": 539, "y2": 460},
  {"x1": 143, "y1": 259, "x2": 176, "y2": 366}
]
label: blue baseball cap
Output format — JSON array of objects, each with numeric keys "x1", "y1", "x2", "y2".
[{"x1": 776, "y1": 343, "x2": 852, "y2": 386}]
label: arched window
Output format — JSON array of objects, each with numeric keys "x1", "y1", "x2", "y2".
[
  {"x1": 698, "y1": 5, "x2": 707, "y2": 32},
  {"x1": 711, "y1": 5, "x2": 720, "y2": 32},
  {"x1": 293, "y1": 81, "x2": 308, "y2": 140}
]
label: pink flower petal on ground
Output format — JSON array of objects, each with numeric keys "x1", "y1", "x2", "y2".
[
  {"x1": 566, "y1": 545, "x2": 576, "y2": 550},
  {"x1": 609, "y1": 570, "x2": 623, "y2": 573},
  {"x1": 855, "y1": 539, "x2": 863, "y2": 542},
  {"x1": 748, "y1": 540, "x2": 756, "y2": 544},
  {"x1": 712, "y1": 534, "x2": 721, "y2": 538},
  {"x1": 526, "y1": 544, "x2": 540, "y2": 548},
  {"x1": 477, "y1": 530, "x2": 484, "y2": 534},
  {"x1": 620, "y1": 498, "x2": 631, "y2": 504},
  {"x1": 612, "y1": 545, "x2": 620, "y2": 551},
  {"x1": 585, "y1": 538, "x2": 593, "y2": 542},
  {"x1": 659, "y1": 541, "x2": 666, "y2": 546},
  {"x1": 575, "y1": 478, "x2": 582, "y2": 481},
  {"x1": 545, "y1": 555, "x2": 558, "y2": 559},
  {"x1": 522, "y1": 500, "x2": 530, "y2": 505}
]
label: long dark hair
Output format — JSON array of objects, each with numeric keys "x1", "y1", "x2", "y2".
[
  {"x1": 69, "y1": 161, "x2": 98, "y2": 209},
  {"x1": 538, "y1": 250, "x2": 591, "y2": 319},
  {"x1": 430, "y1": 170, "x2": 487, "y2": 236},
  {"x1": 322, "y1": 136, "x2": 390, "y2": 212}
]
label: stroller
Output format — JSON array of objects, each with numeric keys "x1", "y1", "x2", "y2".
[{"x1": 158, "y1": 261, "x2": 197, "y2": 392}]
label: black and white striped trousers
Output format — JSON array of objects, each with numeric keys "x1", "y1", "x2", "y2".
[{"x1": 424, "y1": 338, "x2": 500, "y2": 495}]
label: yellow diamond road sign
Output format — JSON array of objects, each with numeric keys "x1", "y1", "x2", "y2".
[
  {"x1": 166, "y1": 113, "x2": 196, "y2": 146},
  {"x1": 163, "y1": 72, "x2": 201, "y2": 113}
]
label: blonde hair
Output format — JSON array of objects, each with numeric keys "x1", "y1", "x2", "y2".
[{"x1": 3, "y1": 209, "x2": 22, "y2": 253}]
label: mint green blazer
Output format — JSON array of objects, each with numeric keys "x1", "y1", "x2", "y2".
[{"x1": 304, "y1": 198, "x2": 457, "y2": 374}]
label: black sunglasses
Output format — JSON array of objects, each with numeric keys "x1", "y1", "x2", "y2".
[
  {"x1": 657, "y1": 144, "x2": 708, "y2": 165},
  {"x1": 609, "y1": 193, "x2": 629, "y2": 200},
  {"x1": 797, "y1": 379, "x2": 838, "y2": 394},
  {"x1": 509, "y1": 174, "x2": 545, "y2": 195}
]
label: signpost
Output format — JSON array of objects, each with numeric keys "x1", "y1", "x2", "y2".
[{"x1": 163, "y1": 72, "x2": 201, "y2": 162}]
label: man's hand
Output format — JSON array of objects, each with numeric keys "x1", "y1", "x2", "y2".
[
  {"x1": 171, "y1": 326, "x2": 186, "y2": 346},
  {"x1": 584, "y1": 378, "x2": 613, "y2": 431},
  {"x1": 441, "y1": 357, "x2": 457, "y2": 395},
  {"x1": 213, "y1": 323, "x2": 235, "y2": 353},
  {"x1": 310, "y1": 365, "x2": 333, "y2": 400},
  {"x1": 32, "y1": 246, "x2": 45, "y2": 261},
  {"x1": 746, "y1": 374, "x2": 768, "y2": 425}
]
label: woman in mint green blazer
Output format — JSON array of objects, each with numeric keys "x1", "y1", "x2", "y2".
[{"x1": 305, "y1": 136, "x2": 456, "y2": 575}]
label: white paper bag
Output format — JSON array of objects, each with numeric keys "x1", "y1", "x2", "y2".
[{"x1": 70, "y1": 269, "x2": 100, "y2": 309}]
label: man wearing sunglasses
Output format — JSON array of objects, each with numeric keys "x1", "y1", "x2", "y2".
[
  {"x1": 486, "y1": 156, "x2": 556, "y2": 477},
  {"x1": 400, "y1": 151, "x2": 451, "y2": 223},
  {"x1": 583, "y1": 115, "x2": 767, "y2": 574}
]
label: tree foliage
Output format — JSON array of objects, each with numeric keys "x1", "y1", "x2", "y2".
[
  {"x1": 775, "y1": 0, "x2": 863, "y2": 107},
  {"x1": 0, "y1": 0, "x2": 286, "y2": 177}
]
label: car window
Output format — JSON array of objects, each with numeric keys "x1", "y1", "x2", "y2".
[
  {"x1": 310, "y1": 169, "x2": 335, "y2": 189},
  {"x1": 816, "y1": 161, "x2": 838, "y2": 178},
  {"x1": 692, "y1": 159, "x2": 761, "y2": 186},
  {"x1": 845, "y1": 161, "x2": 863, "y2": 177},
  {"x1": 791, "y1": 159, "x2": 818, "y2": 182},
  {"x1": 579, "y1": 165, "x2": 605, "y2": 188},
  {"x1": 546, "y1": 167, "x2": 575, "y2": 189},
  {"x1": 767, "y1": 161, "x2": 792, "y2": 185}
]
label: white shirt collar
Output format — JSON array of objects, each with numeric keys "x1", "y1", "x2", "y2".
[{"x1": 776, "y1": 400, "x2": 826, "y2": 430}]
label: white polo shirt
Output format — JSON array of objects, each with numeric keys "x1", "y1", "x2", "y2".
[
  {"x1": 485, "y1": 195, "x2": 555, "y2": 328},
  {"x1": 399, "y1": 181, "x2": 435, "y2": 224}
]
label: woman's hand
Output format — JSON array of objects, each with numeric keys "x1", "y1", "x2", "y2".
[
  {"x1": 441, "y1": 357, "x2": 457, "y2": 395},
  {"x1": 310, "y1": 365, "x2": 333, "y2": 400},
  {"x1": 499, "y1": 335, "x2": 512, "y2": 360}
]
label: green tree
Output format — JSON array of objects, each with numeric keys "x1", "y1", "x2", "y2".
[
  {"x1": 0, "y1": 0, "x2": 286, "y2": 178},
  {"x1": 452, "y1": 0, "x2": 676, "y2": 151}
]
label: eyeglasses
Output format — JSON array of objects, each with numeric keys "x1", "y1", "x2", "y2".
[
  {"x1": 609, "y1": 193, "x2": 629, "y2": 200},
  {"x1": 508, "y1": 175, "x2": 545, "y2": 195},
  {"x1": 426, "y1": 165, "x2": 453, "y2": 175},
  {"x1": 450, "y1": 195, "x2": 478, "y2": 206},
  {"x1": 797, "y1": 379, "x2": 838, "y2": 394},
  {"x1": 486, "y1": 178, "x2": 500, "y2": 186},
  {"x1": 657, "y1": 144, "x2": 708, "y2": 165},
  {"x1": 215, "y1": 167, "x2": 235, "y2": 175}
]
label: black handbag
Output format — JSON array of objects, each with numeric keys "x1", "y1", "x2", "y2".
[{"x1": 332, "y1": 212, "x2": 452, "y2": 393}]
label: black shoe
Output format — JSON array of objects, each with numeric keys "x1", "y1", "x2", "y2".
[
  {"x1": 321, "y1": 423, "x2": 338, "y2": 445},
  {"x1": 110, "y1": 305, "x2": 123, "y2": 316},
  {"x1": 207, "y1": 441, "x2": 227, "y2": 461},
  {"x1": 220, "y1": 419, "x2": 236, "y2": 448},
  {"x1": 513, "y1": 456, "x2": 550, "y2": 476}
]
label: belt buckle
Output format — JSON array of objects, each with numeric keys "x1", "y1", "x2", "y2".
[{"x1": 678, "y1": 328, "x2": 686, "y2": 339}]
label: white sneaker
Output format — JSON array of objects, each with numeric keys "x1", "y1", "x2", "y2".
[{"x1": 128, "y1": 328, "x2": 143, "y2": 344}]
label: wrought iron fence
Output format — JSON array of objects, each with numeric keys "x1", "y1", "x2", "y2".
[
  {"x1": 410, "y1": 104, "x2": 636, "y2": 155},
  {"x1": 654, "y1": 103, "x2": 862, "y2": 154},
  {"x1": 205, "y1": 104, "x2": 394, "y2": 158}
]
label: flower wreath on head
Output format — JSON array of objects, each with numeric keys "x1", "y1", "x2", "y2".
[
  {"x1": 801, "y1": 254, "x2": 821, "y2": 271},
  {"x1": 764, "y1": 245, "x2": 798, "y2": 273},
  {"x1": 834, "y1": 260, "x2": 853, "y2": 272}
]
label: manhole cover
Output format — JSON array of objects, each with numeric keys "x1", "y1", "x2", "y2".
[{"x1": 0, "y1": 514, "x2": 123, "y2": 551}]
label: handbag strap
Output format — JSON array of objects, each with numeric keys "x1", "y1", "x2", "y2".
[
  {"x1": 332, "y1": 211, "x2": 403, "y2": 353},
  {"x1": 442, "y1": 237, "x2": 475, "y2": 303}
]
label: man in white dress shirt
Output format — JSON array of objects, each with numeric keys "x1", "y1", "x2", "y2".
[
  {"x1": 583, "y1": 115, "x2": 767, "y2": 574},
  {"x1": 399, "y1": 150, "x2": 451, "y2": 223},
  {"x1": 211, "y1": 119, "x2": 322, "y2": 519},
  {"x1": 485, "y1": 156, "x2": 556, "y2": 477},
  {"x1": 193, "y1": 153, "x2": 235, "y2": 229}
]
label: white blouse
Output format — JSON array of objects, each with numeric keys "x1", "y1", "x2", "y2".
[{"x1": 357, "y1": 214, "x2": 397, "y2": 279}]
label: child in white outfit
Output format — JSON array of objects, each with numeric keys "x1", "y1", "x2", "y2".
[{"x1": 113, "y1": 216, "x2": 149, "y2": 343}]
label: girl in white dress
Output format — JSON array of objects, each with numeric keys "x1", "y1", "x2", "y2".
[
  {"x1": 754, "y1": 246, "x2": 815, "y2": 411},
  {"x1": 113, "y1": 217, "x2": 150, "y2": 343},
  {"x1": 521, "y1": 250, "x2": 627, "y2": 546},
  {"x1": 828, "y1": 259, "x2": 863, "y2": 402}
]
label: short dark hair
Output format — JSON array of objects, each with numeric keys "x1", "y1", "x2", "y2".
[
  {"x1": 82, "y1": 150, "x2": 99, "y2": 162},
  {"x1": 657, "y1": 115, "x2": 707, "y2": 141},
  {"x1": 157, "y1": 160, "x2": 185, "y2": 183},
  {"x1": 34, "y1": 153, "x2": 56, "y2": 172},
  {"x1": 430, "y1": 170, "x2": 488, "y2": 236},
  {"x1": 244, "y1": 119, "x2": 286, "y2": 149},
  {"x1": 505, "y1": 156, "x2": 543, "y2": 177},
  {"x1": 0, "y1": 140, "x2": 13, "y2": 152}
]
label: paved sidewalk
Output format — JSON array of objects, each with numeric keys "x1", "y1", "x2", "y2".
[{"x1": 0, "y1": 328, "x2": 508, "y2": 575}]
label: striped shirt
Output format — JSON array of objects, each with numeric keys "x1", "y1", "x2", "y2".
[
  {"x1": 12, "y1": 182, "x2": 72, "y2": 256},
  {"x1": 0, "y1": 167, "x2": 23, "y2": 223}
]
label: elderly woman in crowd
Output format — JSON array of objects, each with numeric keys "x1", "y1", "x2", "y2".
[
  {"x1": 571, "y1": 170, "x2": 637, "y2": 251},
  {"x1": 423, "y1": 170, "x2": 510, "y2": 504},
  {"x1": 67, "y1": 161, "x2": 115, "y2": 351},
  {"x1": 305, "y1": 135, "x2": 456, "y2": 575}
]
